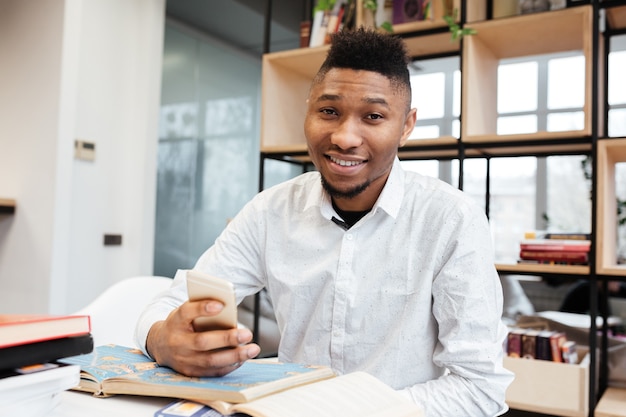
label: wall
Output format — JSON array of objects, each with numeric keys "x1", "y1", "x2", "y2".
[{"x1": 0, "y1": 0, "x2": 165, "y2": 314}]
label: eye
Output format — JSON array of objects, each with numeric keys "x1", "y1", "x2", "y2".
[
  {"x1": 366, "y1": 113, "x2": 384, "y2": 120},
  {"x1": 319, "y1": 108, "x2": 338, "y2": 117}
]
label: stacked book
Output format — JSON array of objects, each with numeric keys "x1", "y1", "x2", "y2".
[
  {"x1": 0, "y1": 314, "x2": 93, "y2": 416},
  {"x1": 506, "y1": 328, "x2": 578, "y2": 364},
  {"x1": 518, "y1": 232, "x2": 591, "y2": 265}
]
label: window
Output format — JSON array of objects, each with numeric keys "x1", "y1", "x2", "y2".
[
  {"x1": 609, "y1": 35, "x2": 626, "y2": 137},
  {"x1": 403, "y1": 44, "x2": 626, "y2": 262}
]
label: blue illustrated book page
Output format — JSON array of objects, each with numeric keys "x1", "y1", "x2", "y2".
[{"x1": 59, "y1": 344, "x2": 335, "y2": 404}]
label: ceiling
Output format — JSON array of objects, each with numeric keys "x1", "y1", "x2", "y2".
[{"x1": 165, "y1": 0, "x2": 310, "y2": 57}]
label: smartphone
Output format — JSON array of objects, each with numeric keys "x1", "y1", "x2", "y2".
[{"x1": 186, "y1": 269, "x2": 237, "y2": 331}]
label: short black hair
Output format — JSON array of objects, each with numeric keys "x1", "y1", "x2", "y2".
[{"x1": 313, "y1": 28, "x2": 411, "y2": 94}]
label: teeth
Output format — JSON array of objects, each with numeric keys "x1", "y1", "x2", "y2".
[{"x1": 330, "y1": 156, "x2": 363, "y2": 167}]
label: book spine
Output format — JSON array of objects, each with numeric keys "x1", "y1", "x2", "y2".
[
  {"x1": 506, "y1": 330, "x2": 523, "y2": 357},
  {"x1": 520, "y1": 244, "x2": 590, "y2": 252},
  {"x1": 544, "y1": 233, "x2": 591, "y2": 240},
  {"x1": 535, "y1": 331, "x2": 553, "y2": 361},
  {"x1": 549, "y1": 332, "x2": 566, "y2": 362},
  {"x1": 308, "y1": 10, "x2": 324, "y2": 48},
  {"x1": 521, "y1": 331, "x2": 538, "y2": 359},
  {"x1": 299, "y1": 21, "x2": 311, "y2": 48}
]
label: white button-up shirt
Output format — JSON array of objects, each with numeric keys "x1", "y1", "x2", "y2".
[{"x1": 136, "y1": 158, "x2": 513, "y2": 416}]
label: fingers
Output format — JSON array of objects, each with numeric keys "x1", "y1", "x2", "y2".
[{"x1": 146, "y1": 301, "x2": 261, "y2": 377}]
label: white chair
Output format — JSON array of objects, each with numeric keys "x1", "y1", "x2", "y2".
[{"x1": 75, "y1": 276, "x2": 172, "y2": 347}]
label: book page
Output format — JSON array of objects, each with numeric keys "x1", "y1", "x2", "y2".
[{"x1": 231, "y1": 372, "x2": 424, "y2": 417}]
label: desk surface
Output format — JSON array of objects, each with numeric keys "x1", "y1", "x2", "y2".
[{"x1": 51, "y1": 390, "x2": 172, "y2": 417}]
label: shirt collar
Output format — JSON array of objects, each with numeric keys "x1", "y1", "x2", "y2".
[{"x1": 306, "y1": 157, "x2": 405, "y2": 221}]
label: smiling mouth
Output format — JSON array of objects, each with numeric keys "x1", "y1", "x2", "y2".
[{"x1": 328, "y1": 155, "x2": 365, "y2": 167}]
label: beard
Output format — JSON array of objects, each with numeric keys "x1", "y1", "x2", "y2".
[{"x1": 320, "y1": 175, "x2": 370, "y2": 200}]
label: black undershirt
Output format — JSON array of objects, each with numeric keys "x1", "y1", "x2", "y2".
[{"x1": 331, "y1": 201, "x2": 371, "y2": 230}]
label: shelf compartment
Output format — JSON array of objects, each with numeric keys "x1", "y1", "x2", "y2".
[
  {"x1": 596, "y1": 137, "x2": 626, "y2": 276},
  {"x1": 504, "y1": 349, "x2": 590, "y2": 417},
  {"x1": 461, "y1": 6, "x2": 595, "y2": 143},
  {"x1": 0, "y1": 198, "x2": 16, "y2": 215}
]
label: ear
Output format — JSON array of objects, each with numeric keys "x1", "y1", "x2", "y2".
[{"x1": 399, "y1": 108, "x2": 417, "y2": 148}]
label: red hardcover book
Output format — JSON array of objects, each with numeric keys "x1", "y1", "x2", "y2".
[
  {"x1": 519, "y1": 239, "x2": 590, "y2": 252},
  {"x1": 507, "y1": 329, "x2": 525, "y2": 358},
  {"x1": 549, "y1": 332, "x2": 567, "y2": 362},
  {"x1": 299, "y1": 21, "x2": 311, "y2": 48},
  {"x1": 0, "y1": 314, "x2": 91, "y2": 348},
  {"x1": 519, "y1": 250, "x2": 589, "y2": 264}
]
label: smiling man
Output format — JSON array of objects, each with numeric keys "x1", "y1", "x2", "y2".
[{"x1": 136, "y1": 28, "x2": 513, "y2": 416}]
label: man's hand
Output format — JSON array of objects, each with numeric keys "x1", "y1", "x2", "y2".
[{"x1": 146, "y1": 299, "x2": 261, "y2": 377}]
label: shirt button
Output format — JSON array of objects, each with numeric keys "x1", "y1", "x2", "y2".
[{"x1": 346, "y1": 234, "x2": 353, "y2": 240}]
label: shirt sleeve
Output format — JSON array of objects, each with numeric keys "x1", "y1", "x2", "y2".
[
  {"x1": 134, "y1": 197, "x2": 265, "y2": 358},
  {"x1": 134, "y1": 268, "x2": 189, "y2": 358},
  {"x1": 400, "y1": 201, "x2": 514, "y2": 416}
]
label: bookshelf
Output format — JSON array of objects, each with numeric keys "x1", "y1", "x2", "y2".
[{"x1": 259, "y1": 1, "x2": 626, "y2": 416}]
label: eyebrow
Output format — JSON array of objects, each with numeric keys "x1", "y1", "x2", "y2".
[{"x1": 315, "y1": 94, "x2": 390, "y2": 108}]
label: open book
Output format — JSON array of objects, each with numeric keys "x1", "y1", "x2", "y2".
[
  {"x1": 60, "y1": 344, "x2": 424, "y2": 417},
  {"x1": 58, "y1": 344, "x2": 334, "y2": 403}
]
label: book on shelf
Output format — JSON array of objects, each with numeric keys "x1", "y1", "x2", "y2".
[
  {"x1": 299, "y1": 21, "x2": 311, "y2": 48},
  {"x1": 0, "y1": 313, "x2": 91, "y2": 348},
  {"x1": 524, "y1": 231, "x2": 591, "y2": 241},
  {"x1": 519, "y1": 238, "x2": 591, "y2": 252},
  {"x1": 61, "y1": 344, "x2": 423, "y2": 417},
  {"x1": 543, "y1": 232, "x2": 591, "y2": 241},
  {"x1": 521, "y1": 329, "x2": 539, "y2": 359},
  {"x1": 154, "y1": 372, "x2": 423, "y2": 417},
  {"x1": 519, "y1": 250, "x2": 589, "y2": 264},
  {"x1": 0, "y1": 362, "x2": 80, "y2": 414},
  {"x1": 0, "y1": 333, "x2": 93, "y2": 371},
  {"x1": 506, "y1": 325, "x2": 582, "y2": 363},
  {"x1": 561, "y1": 340, "x2": 579, "y2": 364},
  {"x1": 506, "y1": 328, "x2": 524, "y2": 358},
  {"x1": 392, "y1": 0, "x2": 432, "y2": 24},
  {"x1": 309, "y1": 9, "x2": 329, "y2": 47}
]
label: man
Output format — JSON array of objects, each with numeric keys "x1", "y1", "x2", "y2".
[{"x1": 136, "y1": 28, "x2": 513, "y2": 416}]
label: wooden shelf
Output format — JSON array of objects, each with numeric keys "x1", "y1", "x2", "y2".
[
  {"x1": 463, "y1": 132, "x2": 592, "y2": 157},
  {"x1": 496, "y1": 263, "x2": 590, "y2": 276},
  {"x1": 596, "y1": 138, "x2": 626, "y2": 276},
  {"x1": 0, "y1": 198, "x2": 16, "y2": 215},
  {"x1": 595, "y1": 387, "x2": 626, "y2": 417}
]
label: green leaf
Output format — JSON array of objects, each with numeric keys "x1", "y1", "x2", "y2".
[{"x1": 380, "y1": 21, "x2": 394, "y2": 33}]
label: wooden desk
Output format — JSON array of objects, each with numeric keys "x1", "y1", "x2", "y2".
[{"x1": 50, "y1": 390, "x2": 171, "y2": 417}]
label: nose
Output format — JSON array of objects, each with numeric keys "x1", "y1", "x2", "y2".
[{"x1": 330, "y1": 117, "x2": 362, "y2": 149}]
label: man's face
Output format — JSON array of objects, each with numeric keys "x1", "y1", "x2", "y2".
[{"x1": 304, "y1": 68, "x2": 417, "y2": 211}]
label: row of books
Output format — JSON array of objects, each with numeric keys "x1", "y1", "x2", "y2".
[
  {"x1": 517, "y1": 232, "x2": 591, "y2": 265},
  {"x1": 0, "y1": 313, "x2": 93, "y2": 416},
  {"x1": 302, "y1": 0, "x2": 447, "y2": 49},
  {"x1": 305, "y1": 0, "x2": 357, "y2": 48},
  {"x1": 506, "y1": 327, "x2": 578, "y2": 364}
]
